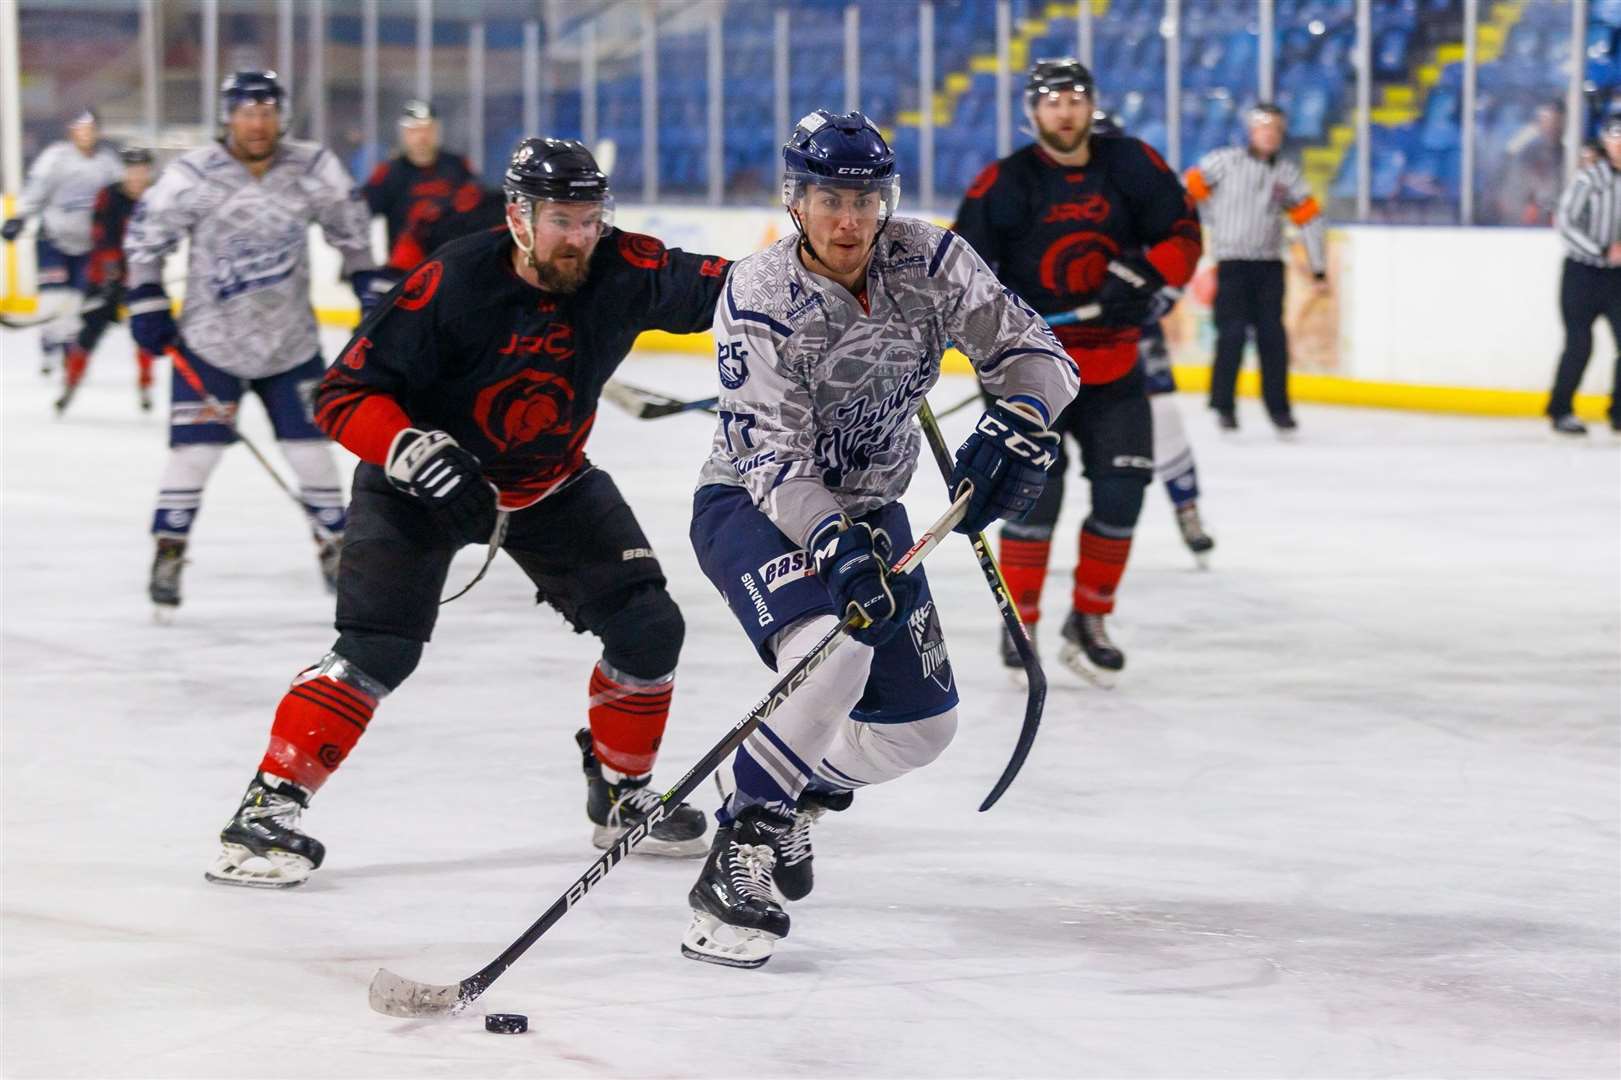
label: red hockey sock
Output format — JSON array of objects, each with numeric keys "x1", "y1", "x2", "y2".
[
  {"x1": 587, "y1": 661, "x2": 673, "y2": 779},
  {"x1": 999, "y1": 535, "x2": 1053, "y2": 626},
  {"x1": 63, "y1": 345, "x2": 88, "y2": 388},
  {"x1": 258, "y1": 670, "x2": 378, "y2": 792},
  {"x1": 135, "y1": 349, "x2": 154, "y2": 389},
  {"x1": 1072, "y1": 527, "x2": 1134, "y2": 615}
]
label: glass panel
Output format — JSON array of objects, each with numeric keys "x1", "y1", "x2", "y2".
[
  {"x1": 17, "y1": 0, "x2": 143, "y2": 157},
  {"x1": 656, "y1": 11, "x2": 707, "y2": 200},
  {"x1": 1179, "y1": 0, "x2": 1259, "y2": 168},
  {"x1": 1474, "y1": 3, "x2": 1571, "y2": 225},
  {"x1": 719, "y1": 0, "x2": 778, "y2": 203},
  {"x1": 589, "y1": 5, "x2": 646, "y2": 198}
]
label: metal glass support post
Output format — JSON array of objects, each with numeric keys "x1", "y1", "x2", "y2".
[
  {"x1": 583, "y1": 21, "x2": 598, "y2": 150},
  {"x1": 920, "y1": 0, "x2": 935, "y2": 210},
  {"x1": 774, "y1": 7, "x2": 788, "y2": 197},
  {"x1": 1078, "y1": 0, "x2": 1093, "y2": 67},
  {"x1": 309, "y1": 0, "x2": 327, "y2": 146},
  {"x1": 140, "y1": 0, "x2": 161, "y2": 140},
  {"x1": 641, "y1": 1, "x2": 658, "y2": 204},
  {"x1": 469, "y1": 18, "x2": 485, "y2": 174},
  {"x1": 0, "y1": 0, "x2": 20, "y2": 201},
  {"x1": 1165, "y1": 0, "x2": 1181, "y2": 170},
  {"x1": 201, "y1": 0, "x2": 218, "y2": 128},
  {"x1": 996, "y1": 0, "x2": 1011, "y2": 157},
  {"x1": 362, "y1": 0, "x2": 378, "y2": 170},
  {"x1": 277, "y1": 0, "x2": 294, "y2": 97},
  {"x1": 416, "y1": 0, "x2": 432, "y2": 103},
  {"x1": 1355, "y1": 0, "x2": 1370, "y2": 220},
  {"x1": 522, "y1": 21, "x2": 540, "y2": 138},
  {"x1": 1460, "y1": 0, "x2": 1477, "y2": 223},
  {"x1": 844, "y1": 4, "x2": 860, "y2": 114},
  {"x1": 707, "y1": 0, "x2": 723, "y2": 204},
  {"x1": 1258, "y1": 0, "x2": 1274, "y2": 101},
  {"x1": 1565, "y1": 0, "x2": 1587, "y2": 182}
]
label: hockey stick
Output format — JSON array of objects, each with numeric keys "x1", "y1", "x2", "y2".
[
  {"x1": 1041, "y1": 302, "x2": 1102, "y2": 328},
  {"x1": 601, "y1": 378, "x2": 719, "y2": 420},
  {"x1": 930, "y1": 387, "x2": 983, "y2": 421},
  {"x1": 368, "y1": 487, "x2": 972, "y2": 1019},
  {"x1": 916, "y1": 401, "x2": 1046, "y2": 812},
  {"x1": 0, "y1": 310, "x2": 56, "y2": 330}
]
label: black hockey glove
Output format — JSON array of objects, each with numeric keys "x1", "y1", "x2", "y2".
[
  {"x1": 1090, "y1": 253, "x2": 1166, "y2": 327},
  {"x1": 1143, "y1": 285, "x2": 1183, "y2": 326},
  {"x1": 811, "y1": 517, "x2": 921, "y2": 647},
  {"x1": 126, "y1": 282, "x2": 177, "y2": 353},
  {"x1": 0, "y1": 218, "x2": 23, "y2": 242},
  {"x1": 949, "y1": 399, "x2": 1061, "y2": 535},
  {"x1": 385, "y1": 429, "x2": 500, "y2": 545}
]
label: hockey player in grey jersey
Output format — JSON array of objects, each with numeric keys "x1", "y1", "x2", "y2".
[
  {"x1": 682, "y1": 111, "x2": 1078, "y2": 968},
  {"x1": 125, "y1": 71, "x2": 386, "y2": 616},
  {"x1": 2, "y1": 108, "x2": 123, "y2": 374}
]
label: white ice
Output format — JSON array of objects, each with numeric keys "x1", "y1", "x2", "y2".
[{"x1": 3, "y1": 325, "x2": 1618, "y2": 1079}]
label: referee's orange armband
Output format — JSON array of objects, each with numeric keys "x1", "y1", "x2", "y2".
[{"x1": 1184, "y1": 168, "x2": 1210, "y2": 202}]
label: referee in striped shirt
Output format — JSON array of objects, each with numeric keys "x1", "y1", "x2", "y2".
[
  {"x1": 1185, "y1": 103, "x2": 1328, "y2": 435},
  {"x1": 1546, "y1": 114, "x2": 1621, "y2": 436}
]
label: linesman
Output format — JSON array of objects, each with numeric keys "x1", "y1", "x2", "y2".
[{"x1": 1184, "y1": 103, "x2": 1327, "y2": 435}]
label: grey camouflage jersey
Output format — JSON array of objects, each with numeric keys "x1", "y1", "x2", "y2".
[
  {"x1": 698, "y1": 217, "x2": 1079, "y2": 549},
  {"x1": 124, "y1": 139, "x2": 375, "y2": 379},
  {"x1": 17, "y1": 141, "x2": 123, "y2": 255}
]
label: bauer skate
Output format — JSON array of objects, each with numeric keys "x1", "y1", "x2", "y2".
[
  {"x1": 205, "y1": 773, "x2": 325, "y2": 889},
  {"x1": 1175, "y1": 503, "x2": 1215, "y2": 569},
  {"x1": 772, "y1": 786, "x2": 853, "y2": 902},
  {"x1": 1059, "y1": 609, "x2": 1124, "y2": 688},
  {"x1": 682, "y1": 807, "x2": 792, "y2": 968},
  {"x1": 148, "y1": 538, "x2": 186, "y2": 621},
  {"x1": 576, "y1": 729, "x2": 707, "y2": 857}
]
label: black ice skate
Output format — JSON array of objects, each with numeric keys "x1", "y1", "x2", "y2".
[
  {"x1": 1175, "y1": 503, "x2": 1215, "y2": 568},
  {"x1": 1059, "y1": 609, "x2": 1124, "y2": 688},
  {"x1": 682, "y1": 806, "x2": 793, "y2": 968},
  {"x1": 138, "y1": 386, "x2": 153, "y2": 412},
  {"x1": 149, "y1": 538, "x2": 187, "y2": 620},
  {"x1": 576, "y1": 728, "x2": 707, "y2": 857},
  {"x1": 205, "y1": 772, "x2": 326, "y2": 889},
  {"x1": 999, "y1": 625, "x2": 1037, "y2": 688},
  {"x1": 773, "y1": 787, "x2": 853, "y2": 902},
  {"x1": 52, "y1": 383, "x2": 78, "y2": 416},
  {"x1": 1215, "y1": 408, "x2": 1239, "y2": 433},
  {"x1": 1550, "y1": 414, "x2": 1588, "y2": 437},
  {"x1": 1270, "y1": 412, "x2": 1300, "y2": 440},
  {"x1": 315, "y1": 534, "x2": 342, "y2": 594}
]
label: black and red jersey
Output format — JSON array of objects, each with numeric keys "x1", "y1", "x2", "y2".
[
  {"x1": 362, "y1": 151, "x2": 478, "y2": 249},
  {"x1": 385, "y1": 182, "x2": 506, "y2": 272},
  {"x1": 316, "y1": 226, "x2": 730, "y2": 509},
  {"x1": 87, "y1": 181, "x2": 139, "y2": 288},
  {"x1": 951, "y1": 136, "x2": 1202, "y2": 384}
]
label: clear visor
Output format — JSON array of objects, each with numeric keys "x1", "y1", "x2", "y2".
[
  {"x1": 782, "y1": 175, "x2": 900, "y2": 222},
  {"x1": 508, "y1": 192, "x2": 615, "y2": 247}
]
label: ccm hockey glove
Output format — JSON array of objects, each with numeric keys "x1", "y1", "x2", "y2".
[
  {"x1": 126, "y1": 282, "x2": 178, "y2": 353},
  {"x1": 810, "y1": 517, "x2": 921, "y2": 647},
  {"x1": 385, "y1": 429, "x2": 500, "y2": 545},
  {"x1": 950, "y1": 399, "x2": 1061, "y2": 535}
]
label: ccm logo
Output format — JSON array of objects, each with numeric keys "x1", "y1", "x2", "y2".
[{"x1": 835, "y1": 166, "x2": 875, "y2": 176}]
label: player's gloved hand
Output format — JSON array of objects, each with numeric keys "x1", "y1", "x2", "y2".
[
  {"x1": 384, "y1": 428, "x2": 500, "y2": 545},
  {"x1": 811, "y1": 516, "x2": 921, "y2": 647},
  {"x1": 949, "y1": 399, "x2": 1060, "y2": 535},
  {"x1": 1090, "y1": 253, "x2": 1166, "y2": 326},
  {"x1": 1, "y1": 218, "x2": 25, "y2": 242},
  {"x1": 126, "y1": 282, "x2": 177, "y2": 353},
  {"x1": 1143, "y1": 284, "x2": 1183, "y2": 326},
  {"x1": 351, "y1": 269, "x2": 396, "y2": 318}
]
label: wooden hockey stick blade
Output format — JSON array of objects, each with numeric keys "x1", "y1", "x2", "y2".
[{"x1": 366, "y1": 490, "x2": 970, "y2": 1018}]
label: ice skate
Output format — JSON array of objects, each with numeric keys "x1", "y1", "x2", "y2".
[
  {"x1": 999, "y1": 624, "x2": 1036, "y2": 688},
  {"x1": 52, "y1": 382, "x2": 78, "y2": 416},
  {"x1": 138, "y1": 385, "x2": 153, "y2": 412},
  {"x1": 315, "y1": 534, "x2": 342, "y2": 594},
  {"x1": 149, "y1": 537, "x2": 186, "y2": 621},
  {"x1": 1214, "y1": 408, "x2": 1238, "y2": 433},
  {"x1": 1270, "y1": 412, "x2": 1299, "y2": 440},
  {"x1": 773, "y1": 786, "x2": 853, "y2": 902},
  {"x1": 205, "y1": 772, "x2": 325, "y2": 889},
  {"x1": 576, "y1": 728, "x2": 707, "y2": 857},
  {"x1": 1058, "y1": 609, "x2": 1123, "y2": 688},
  {"x1": 1550, "y1": 414, "x2": 1588, "y2": 438},
  {"x1": 682, "y1": 806, "x2": 792, "y2": 968},
  {"x1": 1175, "y1": 503, "x2": 1215, "y2": 568}
]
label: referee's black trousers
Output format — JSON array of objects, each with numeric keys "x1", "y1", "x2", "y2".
[
  {"x1": 1209, "y1": 259, "x2": 1291, "y2": 418},
  {"x1": 1548, "y1": 258, "x2": 1621, "y2": 423}
]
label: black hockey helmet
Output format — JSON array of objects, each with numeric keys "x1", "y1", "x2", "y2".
[
  {"x1": 1026, "y1": 58, "x2": 1094, "y2": 105},
  {"x1": 400, "y1": 99, "x2": 436, "y2": 125},
  {"x1": 503, "y1": 137, "x2": 610, "y2": 204},
  {"x1": 219, "y1": 70, "x2": 287, "y2": 126},
  {"x1": 120, "y1": 146, "x2": 155, "y2": 166},
  {"x1": 1600, "y1": 113, "x2": 1621, "y2": 139},
  {"x1": 1090, "y1": 110, "x2": 1124, "y2": 138}
]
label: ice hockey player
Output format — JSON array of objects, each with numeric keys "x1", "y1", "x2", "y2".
[
  {"x1": 362, "y1": 99, "x2": 478, "y2": 250},
  {"x1": 383, "y1": 181, "x2": 506, "y2": 274},
  {"x1": 53, "y1": 146, "x2": 157, "y2": 416},
  {"x1": 951, "y1": 59, "x2": 1202, "y2": 685},
  {"x1": 204, "y1": 137, "x2": 731, "y2": 888},
  {"x1": 125, "y1": 71, "x2": 384, "y2": 615},
  {"x1": 681, "y1": 110, "x2": 1077, "y2": 967},
  {"x1": 1, "y1": 107, "x2": 123, "y2": 375},
  {"x1": 1138, "y1": 286, "x2": 1216, "y2": 565}
]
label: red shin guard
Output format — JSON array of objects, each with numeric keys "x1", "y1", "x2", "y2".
[
  {"x1": 1072, "y1": 528, "x2": 1133, "y2": 615},
  {"x1": 63, "y1": 345, "x2": 88, "y2": 388},
  {"x1": 135, "y1": 349, "x2": 154, "y2": 389},
  {"x1": 258, "y1": 672, "x2": 377, "y2": 792},
  {"x1": 999, "y1": 535, "x2": 1053, "y2": 626},
  {"x1": 587, "y1": 661, "x2": 672, "y2": 778}
]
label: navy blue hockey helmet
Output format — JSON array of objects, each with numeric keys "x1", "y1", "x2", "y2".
[
  {"x1": 219, "y1": 70, "x2": 288, "y2": 127},
  {"x1": 780, "y1": 110, "x2": 900, "y2": 217},
  {"x1": 119, "y1": 146, "x2": 155, "y2": 166}
]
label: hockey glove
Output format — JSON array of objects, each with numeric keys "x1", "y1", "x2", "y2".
[
  {"x1": 0, "y1": 218, "x2": 23, "y2": 242},
  {"x1": 351, "y1": 269, "x2": 396, "y2": 318},
  {"x1": 1144, "y1": 285, "x2": 1183, "y2": 326},
  {"x1": 385, "y1": 428, "x2": 500, "y2": 545},
  {"x1": 1089, "y1": 254, "x2": 1166, "y2": 327},
  {"x1": 811, "y1": 517, "x2": 921, "y2": 647},
  {"x1": 126, "y1": 282, "x2": 178, "y2": 353},
  {"x1": 949, "y1": 399, "x2": 1061, "y2": 535}
]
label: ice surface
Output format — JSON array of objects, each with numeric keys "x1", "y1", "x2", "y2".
[{"x1": 3, "y1": 326, "x2": 1618, "y2": 1078}]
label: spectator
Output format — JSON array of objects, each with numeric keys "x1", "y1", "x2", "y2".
[{"x1": 1494, "y1": 101, "x2": 1565, "y2": 226}]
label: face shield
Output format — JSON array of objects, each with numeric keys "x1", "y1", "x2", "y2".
[{"x1": 506, "y1": 193, "x2": 615, "y2": 257}]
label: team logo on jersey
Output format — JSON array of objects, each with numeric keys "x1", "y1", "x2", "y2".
[
  {"x1": 813, "y1": 352, "x2": 931, "y2": 485},
  {"x1": 1043, "y1": 195, "x2": 1110, "y2": 224},
  {"x1": 211, "y1": 229, "x2": 302, "y2": 301},
  {"x1": 718, "y1": 340, "x2": 748, "y2": 390},
  {"x1": 473, "y1": 368, "x2": 575, "y2": 452},
  {"x1": 1037, "y1": 231, "x2": 1120, "y2": 296},
  {"x1": 966, "y1": 162, "x2": 1000, "y2": 199},
  {"x1": 341, "y1": 335, "x2": 373, "y2": 370},
  {"x1": 396, "y1": 260, "x2": 443, "y2": 311},
  {"x1": 907, "y1": 600, "x2": 952, "y2": 692},
  {"x1": 617, "y1": 232, "x2": 669, "y2": 271},
  {"x1": 756, "y1": 550, "x2": 814, "y2": 593}
]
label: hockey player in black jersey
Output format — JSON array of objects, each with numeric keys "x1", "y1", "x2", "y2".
[
  {"x1": 205, "y1": 138, "x2": 731, "y2": 888},
  {"x1": 361, "y1": 100, "x2": 478, "y2": 250}
]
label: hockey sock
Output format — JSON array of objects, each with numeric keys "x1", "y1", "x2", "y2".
[
  {"x1": 135, "y1": 349, "x2": 154, "y2": 390},
  {"x1": 63, "y1": 345, "x2": 89, "y2": 389},
  {"x1": 999, "y1": 533, "x2": 1053, "y2": 626},
  {"x1": 816, "y1": 708, "x2": 958, "y2": 792},
  {"x1": 587, "y1": 660, "x2": 673, "y2": 780},
  {"x1": 1072, "y1": 520, "x2": 1134, "y2": 615},
  {"x1": 280, "y1": 440, "x2": 349, "y2": 536},
  {"x1": 152, "y1": 443, "x2": 226, "y2": 538},
  {"x1": 1151, "y1": 395, "x2": 1200, "y2": 508},
  {"x1": 258, "y1": 659, "x2": 383, "y2": 793}
]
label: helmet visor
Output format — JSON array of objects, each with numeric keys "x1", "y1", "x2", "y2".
[{"x1": 782, "y1": 174, "x2": 899, "y2": 221}]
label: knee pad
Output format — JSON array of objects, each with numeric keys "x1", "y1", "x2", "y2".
[
  {"x1": 333, "y1": 630, "x2": 423, "y2": 692},
  {"x1": 819, "y1": 707, "x2": 958, "y2": 788},
  {"x1": 590, "y1": 584, "x2": 685, "y2": 681},
  {"x1": 1090, "y1": 470, "x2": 1149, "y2": 531},
  {"x1": 153, "y1": 443, "x2": 229, "y2": 537}
]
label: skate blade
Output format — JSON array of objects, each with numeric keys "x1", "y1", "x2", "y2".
[
  {"x1": 1057, "y1": 644, "x2": 1119, "y2": 690},
  {"x1": 1005, "y1": 666, "x2": 1029, "y2": 690},
  {"x1": 1192, "y1": 551, "x2": 1211, "y2": 571},
  {"x1": 152, "y1": 604, "x2": 179, "y2": 625},
  {"x1": 592, "y1": 824, "x2": 708, "y2": 859},
  {"x1": 680, "y1": 911, "x2": 778, "y2": 969},
  {"x1": 204, "y1": 845, "x2": 314, "y2": 889}
]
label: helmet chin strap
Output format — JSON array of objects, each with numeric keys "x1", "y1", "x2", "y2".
[{"x1": 507, "y1": 200, "x2": 542, "y2": 273}]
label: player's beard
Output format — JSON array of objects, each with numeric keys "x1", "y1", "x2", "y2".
[
  {"x1": 530, "y1": 244, "x2": 594, "y2": 294},
  {"x1": 1036, "y1": 119, "x2": 1090, "y2": 155}
]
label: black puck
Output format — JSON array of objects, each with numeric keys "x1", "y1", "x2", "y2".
[{"x1": 484, "y1": 1013, "x2": 528, "y2": 1034}]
